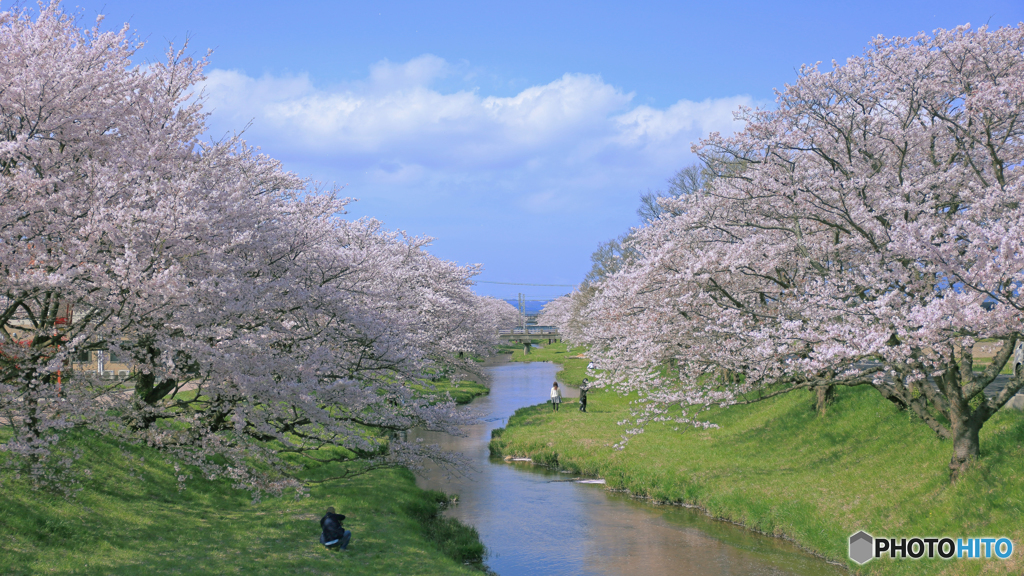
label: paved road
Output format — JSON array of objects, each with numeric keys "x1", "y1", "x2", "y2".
[
  {"x1": 983, "y1": 373, "x2": 1019, "y2": 399},
  {"x1": 849, "y1": 361, "x2": 1020, "y2": 402}
]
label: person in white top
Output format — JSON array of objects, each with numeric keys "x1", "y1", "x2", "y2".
[{"x1": 550, "y1": 382, "x2": 562, "y2": 411}]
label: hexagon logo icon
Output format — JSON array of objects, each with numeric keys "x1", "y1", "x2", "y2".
[{"x1": 849, "y1": 531, "x2": 873, "y2": 565}]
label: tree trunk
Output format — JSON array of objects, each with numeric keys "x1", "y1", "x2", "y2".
[
  {"x1": 132, "y1": 369, "x2": 177, "y2": 429},
  {"x1": 948, "y1": 416, "x2": 981, "y2": 482},
  {"x1": 813, "y1": 384, "x2": 835, "y2": 415},
  {"x1": 25, "y1": 371, "x2": 49, "y2": 437}
]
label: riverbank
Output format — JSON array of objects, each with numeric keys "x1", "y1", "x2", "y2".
[
  {"x1": 414, "y1": 377, "x2": 490, "y2": 405},
  {"x1": 491, "y1": 347, "x2": 1024, "y2": 575},
  {"x1": 510, "y1": 342, "x2": 588, "y2": 386},
  {"x1": 0, "y1": 382, "x2": 492, "y2": 575}
]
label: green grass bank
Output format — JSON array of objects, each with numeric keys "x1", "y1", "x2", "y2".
[
  {"x1": 492, "y1": 344, "x2": 1024, "y2": 576},
  {"x1": 414, "y1": 377, "x2": 489, "y2": 405},
  {"x1": 510, "y1": 341, "x2": 589, "y2": 387},
  {"x1": 0, "y1": 383, "x2": 491, "y2": 575}
]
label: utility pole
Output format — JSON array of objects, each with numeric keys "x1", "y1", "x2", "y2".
[
  {"x1": 518, "y1": 293, "x2": 526, "y2": 332},
  {"x1": 518, "y1": 293, "x2": 530, "y2": 354}
]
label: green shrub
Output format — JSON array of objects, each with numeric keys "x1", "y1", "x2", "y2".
[{"x1": 406, "y1": 490, "x2": 485, "y2": 564}]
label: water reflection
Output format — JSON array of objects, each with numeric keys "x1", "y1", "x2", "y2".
[{"x1": 416, "y1": 360, "x2": 845, "y2": 576}]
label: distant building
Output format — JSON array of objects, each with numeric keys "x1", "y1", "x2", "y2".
[
  {"x1": 1, "y1": 301, "x2": 132, "y2": 379},
  {"x1": 71, "y1": 349, "x2": 132, "y2": 379}
]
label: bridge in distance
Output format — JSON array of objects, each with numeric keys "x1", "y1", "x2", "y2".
[{"x1": 497, "y1": 327, "x2": 561, "y2": 344}]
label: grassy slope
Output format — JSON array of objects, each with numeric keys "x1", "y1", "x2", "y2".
[
  {"x1": 413, "y1": 378, "x2": 489, "y2": 405},
  {"x1": 491, "y1": 358, "x2": 1024, "y2": 576},
  {"x1": 0, "y1": 384, "x2": 492, "y2": 575},
  {"x1": 511, "y1": 342, "x2": 589, "y2": 386}
]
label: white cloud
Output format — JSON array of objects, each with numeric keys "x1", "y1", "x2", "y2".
[
  {"x1": 613, "y1": 97, "x2": 751, "y2": 147},
  {"x1": 202, "y1": 68, "x2": 637, "y2": 163},
  {"x1": 198, "y1": 56, "x2": 756, "y2": 214},
  {"x1": 366, "y1": 54, "x2": 451, "y2": 92}
]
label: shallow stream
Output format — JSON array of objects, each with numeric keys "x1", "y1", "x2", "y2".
[{"x1": 415, "y1": 359, "x2": 846, "y2": 576}]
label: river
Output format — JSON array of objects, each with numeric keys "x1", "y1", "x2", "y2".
[{"x1": 415, "y1": 358, "x2": 846, "y2": 576}]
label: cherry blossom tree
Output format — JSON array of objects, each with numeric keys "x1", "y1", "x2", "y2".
[
  {"x1": 537, "y1": 290, "x2": 595, "y2": 346},
  {"x1": 636, "y1": 163, "x2": 712, "y2": 223},
  {"x1": 581, "y1": 23, "x2": 1024, "y2": 480},
  {"x1": 0, "y1": 2, "x2": 510, "y2": 491},
  {"x1": 0, "y1": 2, "x2": 215, "y2": 485},
  {"x1": 537, "y1": 295, "x2": 573, "y2": 330}
]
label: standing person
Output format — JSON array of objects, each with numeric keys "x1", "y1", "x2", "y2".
[
  {"x1": 550, "y1": 382, "x2": 562, "y2": 411},
  {"x1": 320, "y1": 507, "x2": 352, "y2": 550},
  {"x1": 579, "y1": 379, "x2": 588, "y2": 413}
]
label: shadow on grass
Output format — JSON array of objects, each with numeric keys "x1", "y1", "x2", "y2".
[{"x1": 1, "y1": 431, "x2": 487, "y2": 576}]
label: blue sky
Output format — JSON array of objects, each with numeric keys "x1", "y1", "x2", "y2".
[{"x1": 54, "y1": 0, "x2": 1024, "y2": 301}]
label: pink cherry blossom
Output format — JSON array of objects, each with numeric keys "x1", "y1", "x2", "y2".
[
  {"x1": 558, "y1": 24, "x2": 1024, "y2": 480},
  {"x1": 0, "y1": 3, "x2": 517, "y2": 492}
]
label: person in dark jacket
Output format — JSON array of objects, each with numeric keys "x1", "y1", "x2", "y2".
[
  {"x1": 579, "y1": 379, "x2": 588, "y2": 413},
  {"x1": 319, "y1": 507, "x2": 352, "y2": 550}
]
